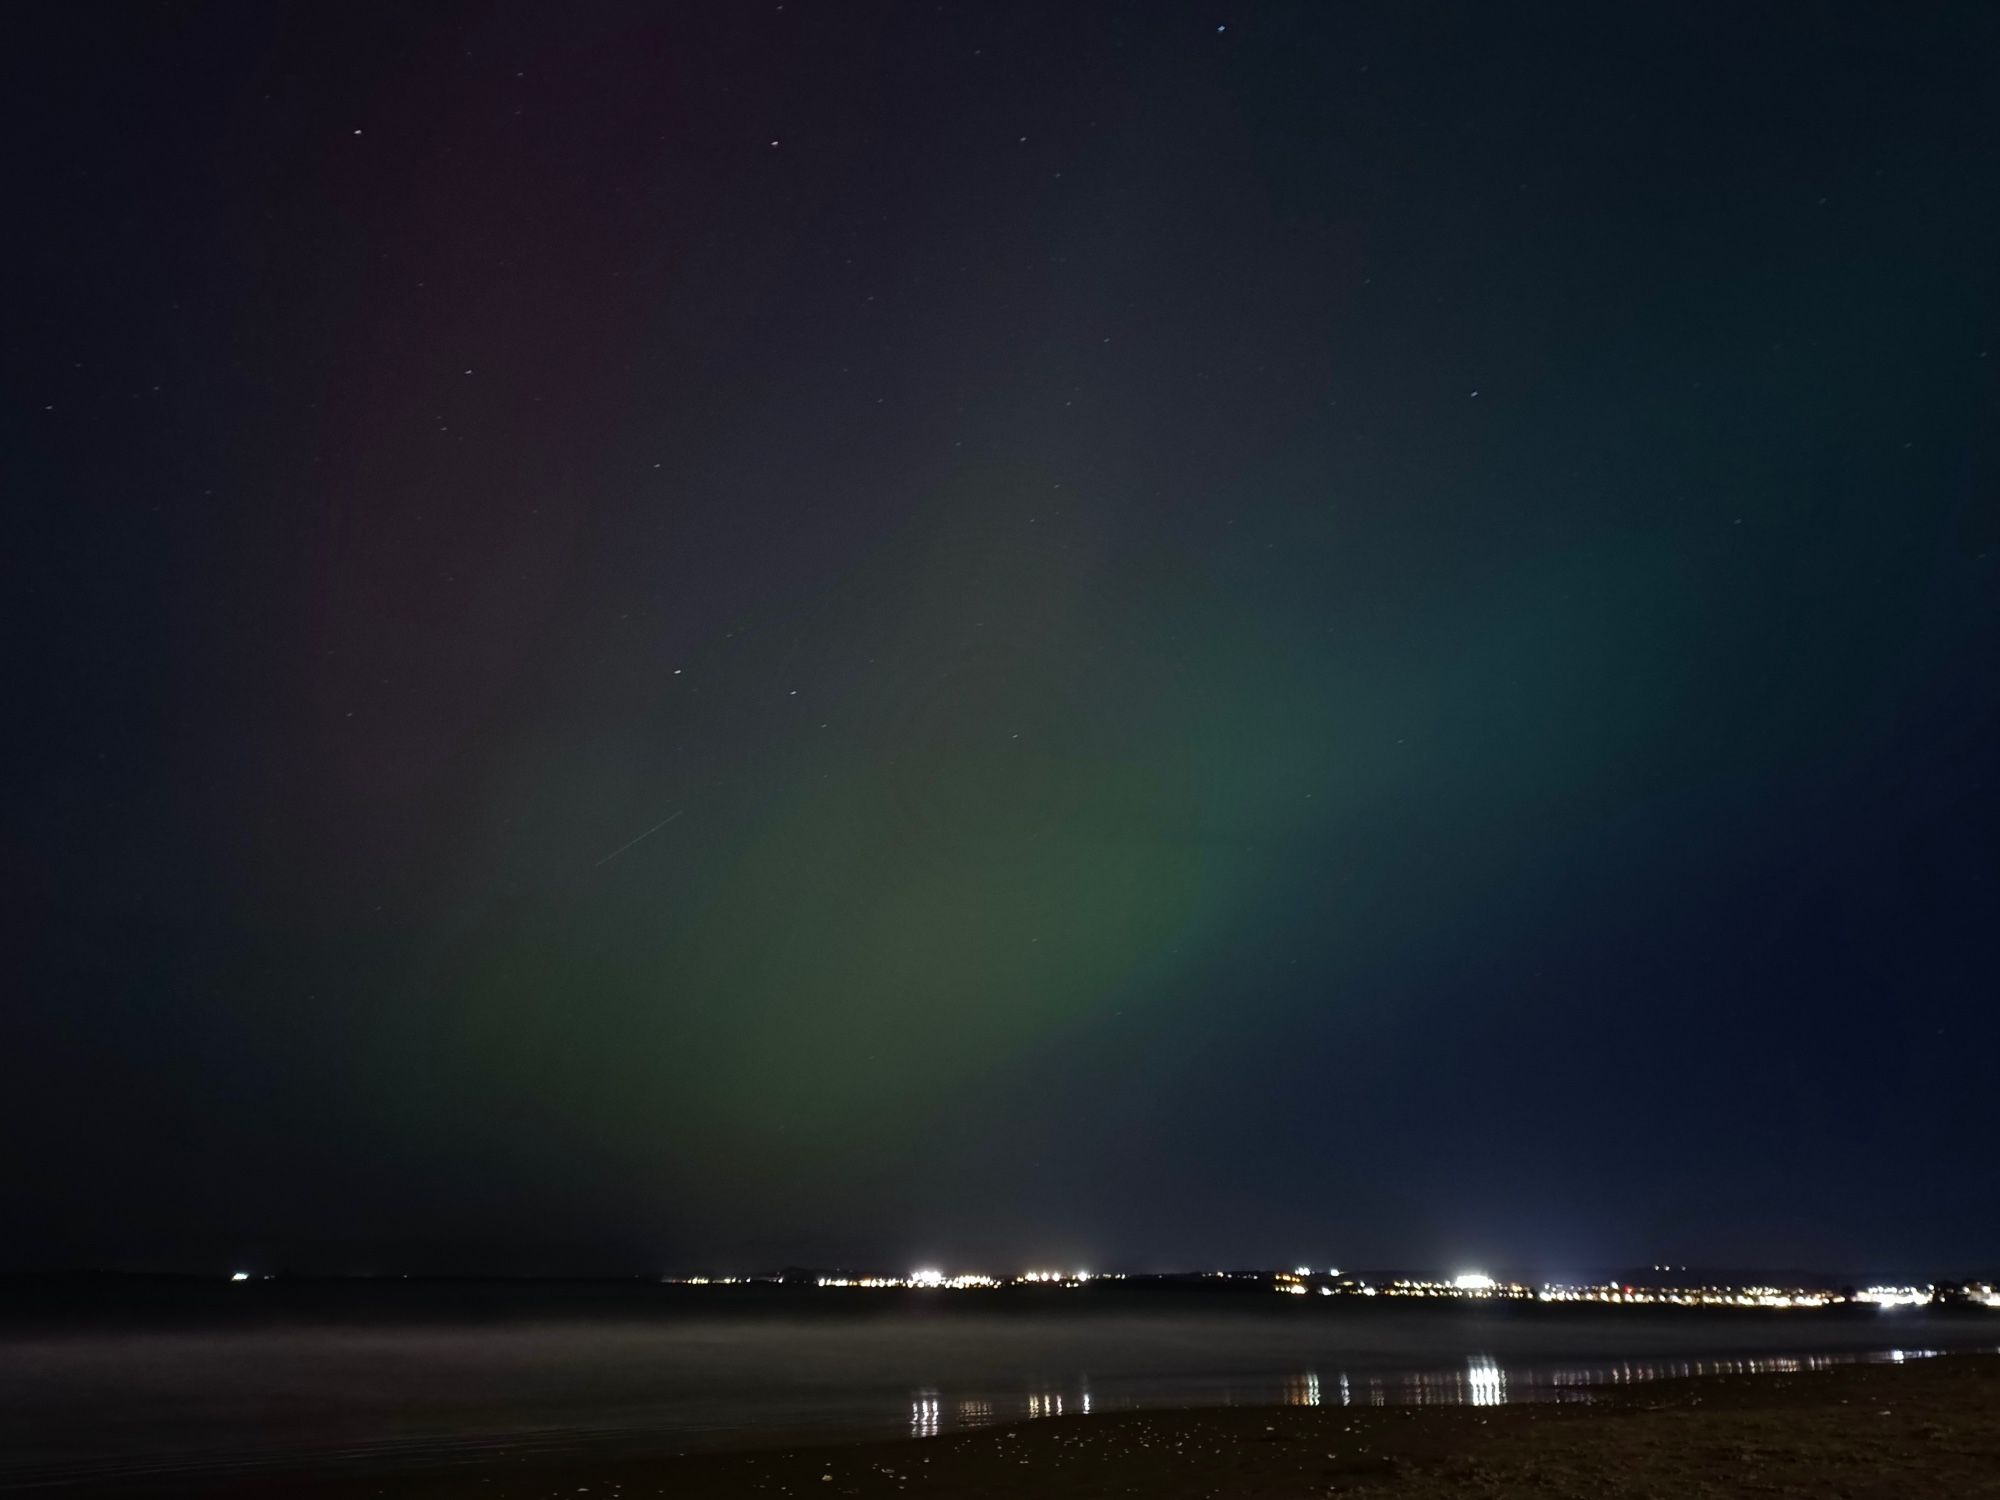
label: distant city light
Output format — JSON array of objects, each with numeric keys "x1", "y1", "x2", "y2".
[
  {"x1": 229, "y1": 1271, "x2": 249, "y2": 1282},
  {"x1": 1537, "y1": 1282, "x2": 1839, "y2": 1309},
  {"x1": 1857, "y1": 1285, "x2": 1932, "y2": 1307},
  {"x1": 643, "y1": 1267, "x2": 1993, "y2": 1314}
]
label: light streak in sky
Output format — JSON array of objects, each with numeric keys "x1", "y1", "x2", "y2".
[{"x1": 593, "y1": 809, "x2": 683, "y2": 867}]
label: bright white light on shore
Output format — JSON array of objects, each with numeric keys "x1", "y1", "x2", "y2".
[
  {"x1": 1856, "y1": 1285, "x2": 1930, "y2": 1307},
  {"x1": 230, "y1": 1271, "x2": 249, "y2": 1282},
  {"x1": 910, "y1": 1267, "x2": 945, "y2": 1288},
  {"x1": 1453, "y1": 1272, "x2": 1496, "y2": 1291}
]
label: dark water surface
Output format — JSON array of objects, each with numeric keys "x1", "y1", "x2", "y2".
[{"x1": 2, "y1": 1282, "x2": 1992, "y2": 1491}]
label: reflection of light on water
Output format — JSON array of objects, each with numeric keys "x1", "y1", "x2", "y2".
[
  {"x1": 899, "y1": 1343, "x2": 1985, "y2": 1443},
  {"x1": 1467, "y1": 1357, "x2": 1505, "y2": 1406}
]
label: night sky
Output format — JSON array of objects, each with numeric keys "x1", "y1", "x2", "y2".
[{"x1": 7, "y1": 2, "x2": 1997, "y2": 1277}]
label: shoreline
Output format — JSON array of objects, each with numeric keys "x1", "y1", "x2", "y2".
[{"x1": 137, "y1": 1349, "x2": 2000, "y2": 1499}]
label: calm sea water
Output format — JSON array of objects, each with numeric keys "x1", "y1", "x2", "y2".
[{"x1": 1, "y1": 1282, "x2": 1992, "y2": 1491}]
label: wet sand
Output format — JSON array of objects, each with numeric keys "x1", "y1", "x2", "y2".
[{"x1": 234, "y1": 1350, "x2": 2000, "y2": 1499}]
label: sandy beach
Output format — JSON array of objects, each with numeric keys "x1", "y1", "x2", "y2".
[{"x1": 198, "y1": 1349, "x2": 2000, "y2": 1500}]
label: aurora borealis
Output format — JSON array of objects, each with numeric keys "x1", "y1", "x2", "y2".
[{"x1": 7, "y1": 1, "x2": 1997, "y2": 1275}]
